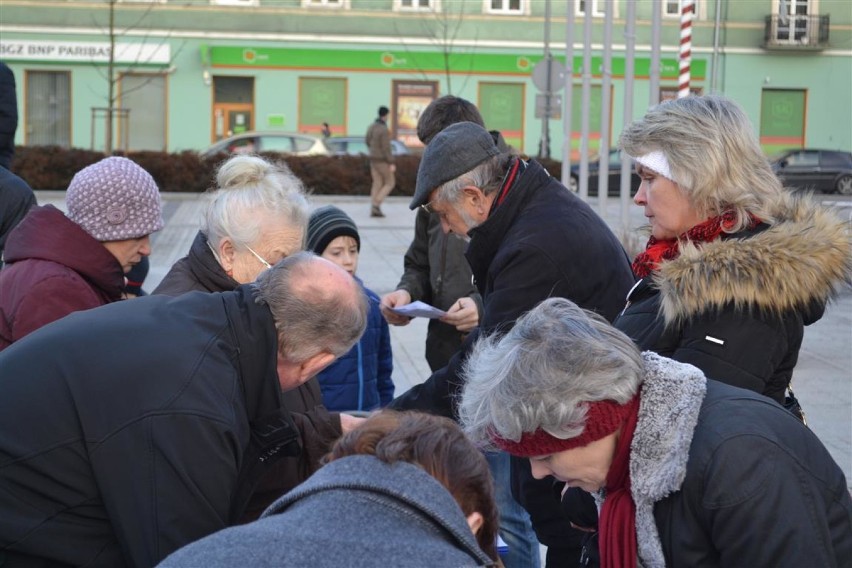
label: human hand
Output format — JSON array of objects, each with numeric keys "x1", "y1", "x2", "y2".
[
  {"x1": 439, "y1": 296, "x2": 479, "y2": 332},
  {"x1": 339, "y1": 413, "x2": 367, "y2": 433},
  {"x1": 380, "y1": 289, "x2": 413, "y2": 326}
]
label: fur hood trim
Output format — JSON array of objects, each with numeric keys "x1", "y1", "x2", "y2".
[
  {"x1": 655, "y1": 192, "x2": 852, "y2": 324},
  {"x1": 631, "y1": 352, "x2": 707, "y2": 568}
]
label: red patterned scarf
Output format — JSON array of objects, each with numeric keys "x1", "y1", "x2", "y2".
[
  {"x1": 632, "y1": 211, "x2": 759, "y2": 278},
  {"x1": 599, "y1": 395, "x2": 641, "y2": 568}
]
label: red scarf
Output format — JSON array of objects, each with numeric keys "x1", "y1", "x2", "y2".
[
  {"x1": 599, "y1": 395, "x2": 641, "y2": 568},
  {"x1": 631, "y1": 210, "x2": 757, "y2": 278}
]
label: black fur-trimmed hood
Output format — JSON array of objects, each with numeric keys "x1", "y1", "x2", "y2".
[{"x1": 655, "y1": 192, "x2": 852, "y2": 324}]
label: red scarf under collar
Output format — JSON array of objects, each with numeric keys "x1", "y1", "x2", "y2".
[{"x1": 631, "y1": 211, "x2": 758, "y2": 278}]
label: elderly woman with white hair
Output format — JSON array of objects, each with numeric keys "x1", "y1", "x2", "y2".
[
  {"x1": 460, "y1": 297, "x2": 852, "y2": 568},
  {"x1": 155, "y1": 154, "x2": 349, "y2": 520},
  {"x1": 614, "y1": 95, "x2": 851, "y2": 413}
]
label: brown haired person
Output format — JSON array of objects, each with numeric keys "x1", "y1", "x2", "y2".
[{"x1": 159, "y1": 411, "x2": 499, "y2": 567}]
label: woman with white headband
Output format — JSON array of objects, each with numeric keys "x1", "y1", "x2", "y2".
[{"x1": 614, "y1": 94, "x2": 851, "y2": 412}]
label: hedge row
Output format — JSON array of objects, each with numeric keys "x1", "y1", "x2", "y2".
[{"x1": 10, "y1": 145, "x2": 562, "y2": 195}]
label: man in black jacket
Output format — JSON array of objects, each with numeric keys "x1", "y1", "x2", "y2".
[
  {"x1": 0, "y1": 252, "x2": 367, "y2": 567},
  {"x1": 388, "y1": 122, "x2": 636, "y2": 565}
]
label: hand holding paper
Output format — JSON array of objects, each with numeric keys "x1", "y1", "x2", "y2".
[{"x1": 388, "y1": 301, "x2": 447, "y2": 319}]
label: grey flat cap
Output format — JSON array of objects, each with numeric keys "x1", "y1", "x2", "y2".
[{"x1": 410, "y1": 122, "x2": 500, "y2": 210}]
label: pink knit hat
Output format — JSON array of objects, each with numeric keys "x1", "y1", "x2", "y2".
[{"x1": 66, "y1": 157, "x2": 164, "y2": 242}]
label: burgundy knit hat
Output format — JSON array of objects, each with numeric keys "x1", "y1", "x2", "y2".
[
  {"x1": 66, "y1": 157, "x2": 164, "y2": 242},
  {"x1": 491, "y1": 398, "x2": 639, "y2": 457}
]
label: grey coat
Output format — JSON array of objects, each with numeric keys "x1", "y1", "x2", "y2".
[{"x1": 158, "y1": 455, "x2": 497, "y2": 568}]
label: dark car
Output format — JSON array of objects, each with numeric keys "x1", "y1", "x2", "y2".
[
  {"x1": 325, "y1": 136, "x2": 409, "y2": 157},
  {"x1": 569, "y1": 149, "x2": 641, "y2": 196},
  {"x1": 771, "y1": 149, "x2": 852, "y2": 195},
  {"x1": 200, "y1": 131, "x2": 330, "y2": 158}
]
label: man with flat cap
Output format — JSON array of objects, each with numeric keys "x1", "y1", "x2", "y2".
[
  {"x1": 389, "y1": 121, "x2": 635, "y2": 565},
  {"x1": 0, "y1": 252, "x2": 368, "y2": 567}
]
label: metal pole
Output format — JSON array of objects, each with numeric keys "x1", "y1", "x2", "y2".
[
  {"x1": 539, "y1": 0, "x2": 552, "y2": 159},
  {"x1": 560, "y1": 0, "x2": 576, "y2": 185},
  {"x1": 597, "y1": 0, "x2": 613, "y2": 215},
  {"x1": 650, "y1": 0, "x2": 662, "y2": 106},
  {"x1": 579, "y1": 0, "x2": 593, "y2": 200},
  {"x1": 679, "y1": 0, "x2": 694, "y2": 98},
  {"x1": 711, "y1": 0, "x2": 723, "y2": 93},
  {"x1": 620, "y1": 0, "x2": 637, "y2": 234}
]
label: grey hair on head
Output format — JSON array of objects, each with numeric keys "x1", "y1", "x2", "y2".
[
  {"x1": 434, "y1": 153, "x2": 512, "y2": 206},
  {"x1": 459, "y1": 297, "x2": 644, "y2": 448},
  {"x1": 620, "y1": 95, "x2": 784, "y2": 232},
  {"x1": 252, "y1": 251, "x2": 368, "y2": 362},
  {"x1": 204, "y1": 155, "x2": 310, "y2": 250}
]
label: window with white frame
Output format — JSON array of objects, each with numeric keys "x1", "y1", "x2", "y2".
[
  {"x1": 664, "y1": 0, "x2": 680, "y2": 16},
  {"x1": 210, "y1": 0, "x2": 258, "y2": 5},
  {"x1": 302, "y1": 0, "x2": 348, "y2": 8},
  {"x1": 576, "y1": 0, "x2": 616, "y2": 18},
  {"x1": 484, "y1": 0, "x2": 526, "y2": 15},
  {"x1": 663, "y1": 0, "x2": 706, "y2": 19},
  {"x1": 395, "y1": 0, "x2": 437, "y2": 10}
]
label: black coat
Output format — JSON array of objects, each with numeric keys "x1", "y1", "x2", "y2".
[
  {"x1": 0, "y1": 287, "x2": 300, "y2": 567},
  {"x1": 154, "y1": 230, "x2": 343, "y2": 520},
  {"x1": 614, "y1": 193, "x2": 851, "y2": 405},
  {"x1": 0, "y1": 166, "x2": 35, "y2": 268}
]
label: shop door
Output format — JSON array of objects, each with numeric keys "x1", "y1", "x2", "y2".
[{"x1": 211, "y1": 75, "x2": 254, "y2": 142}]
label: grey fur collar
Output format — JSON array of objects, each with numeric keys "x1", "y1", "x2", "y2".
[
  {"x1": 655, "y1": 192, "x2": 852, "y2": 324},
  {"x1": 631, "y1": 352, "x2": 707, "y2": 567}
]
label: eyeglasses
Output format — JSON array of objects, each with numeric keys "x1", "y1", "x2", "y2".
[
  {"x1": 420, "y1": 199, "x2": 439, "y2": 215},
  {"x1": 245, "y1": 244, "x2": 272, "y2": 269}
]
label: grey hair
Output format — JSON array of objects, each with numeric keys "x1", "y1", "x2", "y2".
[
  {"x1": 459, "y1": 298, "x2": 644, "y2": 448},
  {"x1": 252, "y1": 251, "x2": 368, "y2": 362},
  {"x1": 434, "y1": 153, "x2": 513, "y2": 205},
  {"x1": 204, "y1": 155, "x2": 310, "y2": 249},
  {"x1": 619, "y1": 95, "x2": 784, "y2": 232}
]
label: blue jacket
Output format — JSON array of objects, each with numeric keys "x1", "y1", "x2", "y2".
[{"x1": 316, "y1": 280, "x2": 394, "y2": 411}]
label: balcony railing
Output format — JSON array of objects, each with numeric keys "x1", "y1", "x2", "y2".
[{"x1": 764, "y1": 14, "x2": 830, "y2": 50}]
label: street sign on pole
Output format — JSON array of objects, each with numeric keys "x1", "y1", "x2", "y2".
[
  {"x1": 535, "y1": 94, "x2": 562, "y2": 119},
  {"x1": 532, "y1": 59, "x2": 567, "y2": 93}
]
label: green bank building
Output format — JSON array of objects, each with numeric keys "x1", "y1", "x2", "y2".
[{"x1": 1, "y1": 0, "x2": 850, "y2": 157}]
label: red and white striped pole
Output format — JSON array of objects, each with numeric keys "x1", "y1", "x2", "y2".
[{"x1": 679, "y1": 0, "x2": 694, "y2": 98}]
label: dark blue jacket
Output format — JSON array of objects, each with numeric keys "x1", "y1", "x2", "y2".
[{"x1": 316, "y1": 280, "x2": 394, "y2": 411}]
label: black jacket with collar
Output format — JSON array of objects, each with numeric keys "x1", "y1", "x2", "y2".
[
  {"x1": 0, "y1": 287, "x2": 299, "y2": 567},
  {"x1": 391, "y1": 159, "x2": 634, "y2": 417},
  {"x1": 614, "y1": 193, "x2": 852, "y2": 404}
]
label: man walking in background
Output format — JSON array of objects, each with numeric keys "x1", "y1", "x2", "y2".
[{"x1": 366, "y1": 105, "x2": 395, "y2": 218}]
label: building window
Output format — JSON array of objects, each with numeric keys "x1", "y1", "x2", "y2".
[
  {"x1": 25, "y1": 70, "x2": 71, "y2": 147},
  {"x1": 302, "y1": 0, "x2": 348, "y2": 8},
  {"x1": 663, "y1": 0, "x2": 705, "y2": 19},
  {"x1": 210, "y1": 0, "x2": 258, "y2": 5},
  {"x1": 484, "y1": 0, "x2": 526, "y2": 15},
  {"x1": 395, "y1": 0, "x2": 437, "y2": 11},
  {"x1": 575, "y1": 0, "x2": 617, "y2": 18},
  {"x1": 120, "y1": 73, "x2": 167, "y2": 151},
  {"x1": 664, "y1": 0, "x2": 680, "y2": 16}
]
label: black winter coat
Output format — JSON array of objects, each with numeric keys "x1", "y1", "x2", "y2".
[
  {"x1": 615, "y1": 194, "x2": 852, "y2": 404},
  {"x1": 0, "y1": 288, "x2": 300, "y2": 567},
  {"x1": 153, "y1": 230, "x2": 343, "y2": 520}
]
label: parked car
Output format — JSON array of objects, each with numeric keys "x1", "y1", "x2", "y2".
[
  {"x1": 569, "y1": 149, "x2": 641, "y2": 196},
  {"x1": 200, "y1": 131, "x2": 329, "y2": 158},
  {"x1": 771, "y1": 148, "x2": 852, "y2": 195},
  {"x1": 324, "y1": 136, "x2": 409, "y2": 157}
]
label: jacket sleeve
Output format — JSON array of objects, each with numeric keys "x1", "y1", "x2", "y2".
[
  {"x1": 696, "y1": 434, "x2": 849, "y2": 568},
  {"x1": 376, "y1": 316, "x2": 395, "y2": 406},
  {"x1": 91, "y1": 413, "x2": 242, "y2": 567},
  {"x1": 11, "y1": 275, "x2": 106, "y2": 342},
  {"x1": 380, "y1": 126, "x2": 394, "y2": 164},
  {"x1": 670, "y1": 309, "x2": 797, "y2": 397},
  {"x1": 390, "y1": 243, "x2": 565, "y2": 417},
  {"x1": 396, "y1": 209, "x2": 432, "y2": 303}
]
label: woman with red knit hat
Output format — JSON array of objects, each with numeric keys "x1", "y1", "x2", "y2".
[{"x1": 459, "y1": 297, "x2": 852, "y2": 568}]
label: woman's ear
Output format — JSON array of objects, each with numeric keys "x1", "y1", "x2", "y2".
[
  {"x1": 218, "y1": 238, "x2": 236, "y2": 276},
  {"x1": 466, "y1": 511, "x2": 484, "y2": 536}
]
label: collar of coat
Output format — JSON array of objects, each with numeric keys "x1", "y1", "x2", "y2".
[
  {"x1": 625, "y1": 352, "x2": 708, "y2": 568},
  {"x1": 653, "y1": 192, "x2": 852, "y2": 325},
  {"x1": 188, "y1": 230, "x2": 241, "y2": 292}
]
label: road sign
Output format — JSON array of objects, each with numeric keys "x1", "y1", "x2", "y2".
[
  {"x1": 532, "y1": 58, "x2": 566, "y2": 93},
  {"x1": 535, "y1": 93, "x2": 562, "y2": 119}
]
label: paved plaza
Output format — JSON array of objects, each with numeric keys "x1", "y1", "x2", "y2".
[{"x1": 35, "y1": 190, "x2": 852, "y2": 489}]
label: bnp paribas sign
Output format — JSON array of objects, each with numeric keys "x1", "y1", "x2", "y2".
[{"x1": 0, "y1": 40, "x2": 170, "y2": 66}]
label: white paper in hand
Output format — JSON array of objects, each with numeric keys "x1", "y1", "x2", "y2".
[{"x1": 389, "y1": 301, "x2": 447, "y2": 319}]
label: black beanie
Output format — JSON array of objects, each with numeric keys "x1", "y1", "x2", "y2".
[{"x1": 307, "y1": 205, "x2": 361, "y2": 254}]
